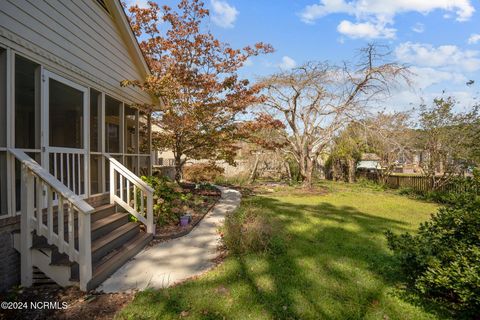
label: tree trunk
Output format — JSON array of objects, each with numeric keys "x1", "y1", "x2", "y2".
[
  {"x1": 347, "y1": 158, "x2": 356, "y2": 183},
  {"x1": 174, "y1": 156, "x2": 184, "y2": 183},
  {"x1": 331, "y1": 159, "x2": 337, "y2": 181},
  {"x1": 284, "y1": 161, "x2": 292, "y2": 182},
  {"x1": 249, "y1": 153, "x2": 260, "y2": 183},
  {"x1": 302, "y1": 157, "x2": 314, "y2": 188}
]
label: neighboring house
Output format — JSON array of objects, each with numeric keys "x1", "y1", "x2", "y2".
[
  {"x1": 356, "y1": 153, "x2": 382, "y2": 172},
  {"x1": 0, "y1": 0, "x2": 159, "y2": 292}
]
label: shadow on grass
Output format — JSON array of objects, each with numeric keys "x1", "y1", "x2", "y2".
[{"x1": 118, "y1": 196, "x2": 447, "y2": 320}]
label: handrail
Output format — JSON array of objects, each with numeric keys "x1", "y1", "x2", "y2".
[
  {"x1": 105, "y1": 153, "x2": 155, "y2": 235},
  {"x1": 9, "y1": 148, "x2": 93, "y2": 291},
  {"x1": 8, "y1": 148, "x2": 94, "y2": 214},
  {"x1": 105, "y1": 154, "x2": 154, "y2": 193}
]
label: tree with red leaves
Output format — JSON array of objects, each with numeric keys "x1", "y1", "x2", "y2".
[{"x1": 122, "y1": 0, "x2": 273, "y2": 182}]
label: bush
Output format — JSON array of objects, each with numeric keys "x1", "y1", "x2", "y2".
[
  {"x1": 222, "y1": 203, "x2": 274, "y2": 255},
  {"x1": 183, "y1": 163, "x2": 225, "y2": 183},
  {"x1": 356, "y1": 177, "x2": 385, "y2": 191},
  {"x1": 386, "y1": 187, "x2": 480, "y2": 315},
  {"x1": 141, "y1": 175, "x2": 184, "y2": 225}
]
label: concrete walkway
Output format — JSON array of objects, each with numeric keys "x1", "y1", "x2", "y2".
[{"x1": 97, "y1": 186, "x2": 241, "y2": 293}]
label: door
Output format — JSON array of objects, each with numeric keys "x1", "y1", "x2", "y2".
[{"x1": 42, "y1": 71, "x2": 89, "y2": 197}]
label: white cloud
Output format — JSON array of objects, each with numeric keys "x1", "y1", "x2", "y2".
[
  {"x1": 300, "y1": 0, "x2": 355, "y2": 24},
  {"x1": 337, "y1": 20, "x2": 395, "y2": 39},
  {"x1": 468, "y1": 33, "x2": 480, "y2": 44},
  {"x1": 395, "y1": 42, "x2": 480, "y2": 72},
  {"x1": 410, "y1": 67, "x2": 467, "y2": 90},
  {"x1": 411, "y1": 22, "x2": 424, "y2": 33},
  {"x1": 279, "y1": 56, "x2": 297, "y2": 70},
  {"x1": 300, "y1": 0, "x2": 474, "y2": 39},
  {"x1": 125, "y1": 0, "x2": 149, "y2": 8},
  {"x1": 210, "y1": 0, "x2": 238, "y2": 28},
  {"x1": 300, "y1": 0, "x2": 474, "y2": 23}
]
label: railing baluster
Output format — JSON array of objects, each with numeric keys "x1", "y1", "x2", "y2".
[
  {"x1": 36, "y1": 178, "x2": 43, "y2": 234},
  {"x1": 120, "y1": 175, "x2": 124, "y2": 202},
  {"x1": 140, "y1": 191, "x2": 144, "y2": 215},
  {"x1": 53, "y1": 153, "x2": 57, "y2": 179},
  {"x1": 72, "y1": 153, "x2": 76, "y2": 194},
  {"x1": 60, "y1": 153, "x2": 64, "y2": 185},
  {"x1": 126, "y1": 180, "x2": 130, "y2": 206},
  {"x1": 133, "y1": 185, "x2": 137, "y2": 211},
  {"x1": 58, "y1": 196, "x2": 64, "y2": 253},
  {"x1": 66, "y1": 153, "x2": 70, "y2": 190},
  {"x1": 47, "y1": 186, "x2": 53, "y2": 244},
  {"x1": 68, "y1": 203, "x2": 75, "y2": 260},
  {"x1": 77, "y1": 153, "x2": 81, "y2": 195}
]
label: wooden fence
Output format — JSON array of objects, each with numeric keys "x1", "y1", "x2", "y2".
[{"x1": 358, "y1": 172, "x2": 476, "y2": 194}]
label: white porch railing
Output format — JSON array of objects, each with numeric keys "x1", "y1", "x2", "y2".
[
  {"x1": 9, "y1": 149, "x2": 94, "y2": 291},
  {"x1": 48, "y1": 147, "x2": 87, "y2": 197},
  {"x1": 106, "y1": 154, "x2": 155, "y2": 235}
]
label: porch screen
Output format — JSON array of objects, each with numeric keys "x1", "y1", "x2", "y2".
[
  {"x1": 49, "y1": 79, "x2": 84, "y2": 148},
  {"x1": 105, "y1": 96, "x2": 121, "y2": 153}
]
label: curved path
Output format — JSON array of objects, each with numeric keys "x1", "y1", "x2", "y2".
[{"x1": 97, "y1": 186, "x2": 241, "y2": 293}]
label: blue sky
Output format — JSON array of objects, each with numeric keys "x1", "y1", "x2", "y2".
[{"x1": 127, "y1": 0, "x2": 480, "y2": 111}]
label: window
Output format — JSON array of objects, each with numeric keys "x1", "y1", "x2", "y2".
[
  {"x1": 105, "y1": 96, "x2": 121, "y2": 153},
  {"x1": 15, "y1": 55, "x2": 40, "y2": 149}
]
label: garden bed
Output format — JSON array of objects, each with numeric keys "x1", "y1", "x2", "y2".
[{"x1": 152, "y1": 182, "x2": 221, "y2": 240}]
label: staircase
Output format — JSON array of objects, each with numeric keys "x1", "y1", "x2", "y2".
[
  {"x1": 9, "y1": 149, "x2": 155, "y2": 291},
  {"x1": 15, "y1": 195, "x2": 152, "y2": 290}
]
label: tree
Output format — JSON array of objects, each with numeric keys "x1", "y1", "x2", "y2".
[
  {"x1": 260, "y1": 44, "x2": 410, "y2": 188},
  {"x1": 416, "y1": 97, "x2": 479, "y2": 190},
  {"x1": 123, "y1": 0, "x2": 273, "y2": 182},
  {"x1": 364, "y1": 112, "x2": 412, "y2": 184}
]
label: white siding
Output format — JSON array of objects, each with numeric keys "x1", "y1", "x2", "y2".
[{"x1": 0, "y1": 0, "x2": 152, "y2": 105}]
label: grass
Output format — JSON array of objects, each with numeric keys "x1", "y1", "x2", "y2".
[{"x1": 118, "y1": 181, "x2": 443, "y2": 320}]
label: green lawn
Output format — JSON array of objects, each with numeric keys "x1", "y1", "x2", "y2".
[{"x1": 118, "y1": 182, "x2": 443, "y2": 320}]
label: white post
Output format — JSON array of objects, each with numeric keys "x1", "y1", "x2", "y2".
[
  {"x1": 20, "y1": 165, "x2": 33, "y2": 287},
  {"x1": 78, "y1": 212, "x2": 92, "y2": 291},
  {"x1": 109, "y1": 162, "x2": 115, "y2": 204},
  {"x1": 146, "y1": 193, "x2": 154, "y2": 235}
]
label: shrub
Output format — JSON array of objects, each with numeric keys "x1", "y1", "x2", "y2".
[
  {"x1": 386, "y1": 187, "x2": 480, "y2": 315},
  {"x1": 141, "y1": 175, "x2": 184, "y2": 225},
  {"x1": 183, "y1": 163, "x2": 225, "y2": 183},
  {"x1": 222, "y1": 203, "x2": 274, "y2": 255},
  {"x1": 356, "y1": 177, "x2": 385, "y2": 191}
]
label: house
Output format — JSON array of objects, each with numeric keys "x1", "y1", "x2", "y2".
[
  {"x1": 356, "y1": 153, "x2": 382, "y2": 172},
  {"x1": 0, "y1": 0, "x2": 159, "y2": 291}
]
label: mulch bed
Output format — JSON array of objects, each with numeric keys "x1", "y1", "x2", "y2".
[
  {"x1": 152, "y1": 183, "x2": 221, "y2": 241},
  {"x1": 0, "y1": 286, "x2": 135, "y2": 320}
]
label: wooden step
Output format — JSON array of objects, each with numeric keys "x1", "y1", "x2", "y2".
[
  {"x1": 91, "y1": 222, "x2": 139, "y2": 263},
  {"x1": 91, "y1": 212, "x2": 129, "y2": 241},
  {"x1": 50, "y1": 222, "x2": 139, "y2": 266},
  {"x1": 91, "y1": 204, "x2": 117, "y2": 222},
  {"x1": 86, "y1": 232, "x2": 153, "y2": 290}
]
